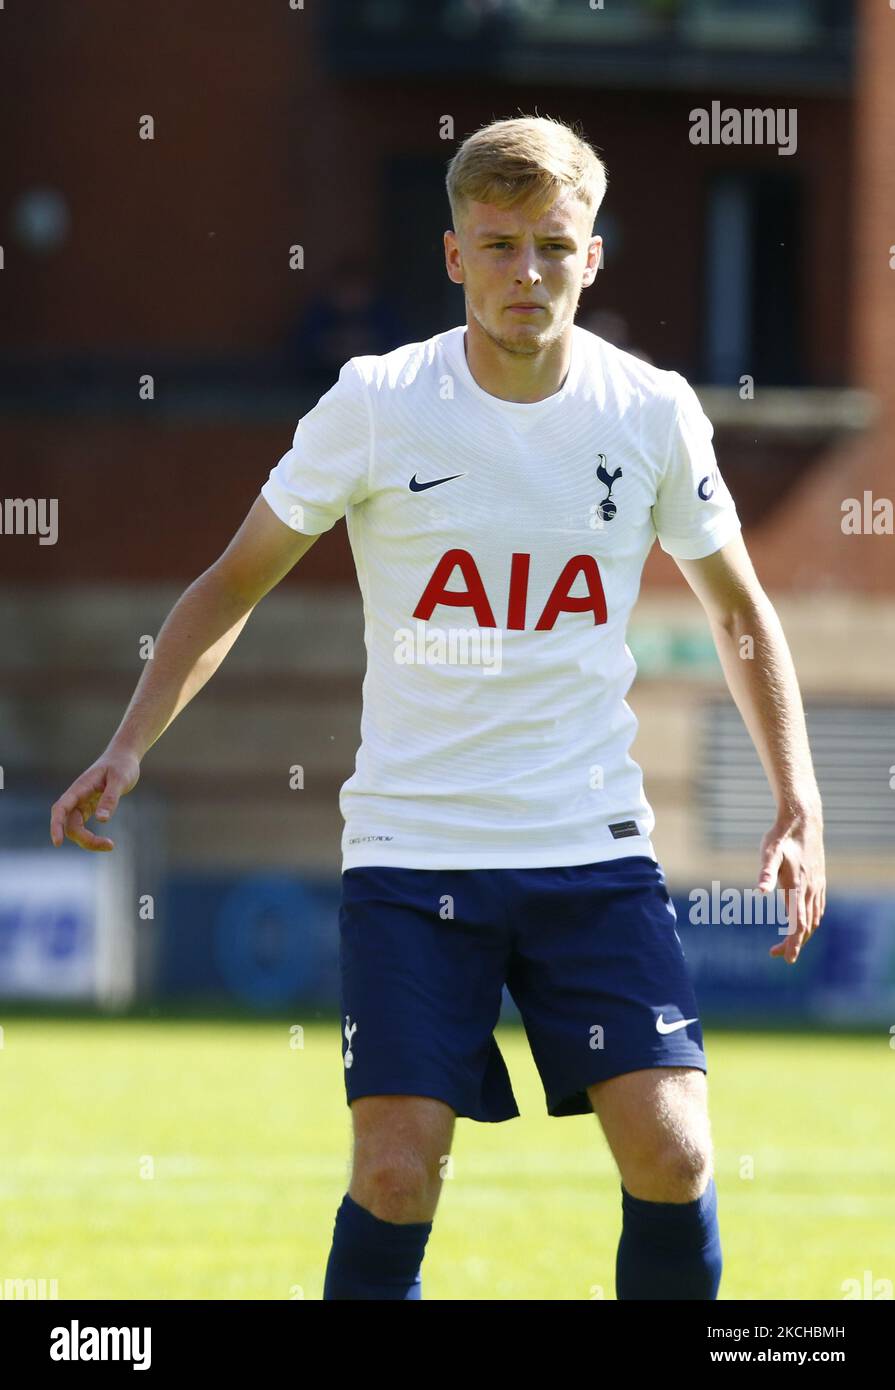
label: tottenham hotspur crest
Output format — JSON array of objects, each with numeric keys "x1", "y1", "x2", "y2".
[
  {"x1": 343, "y1": 1015, "x2": 357, "y2": 1069},
  {"x1": 595, "y1": 454, "x2": 623, "y2": 522}
]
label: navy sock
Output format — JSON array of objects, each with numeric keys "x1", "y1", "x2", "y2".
[
  {"x1": 616, "y1": 1177, "x2": 722, "y2": 1299},
  {"x1": 323, "y1": 1192, "x2": 432, "y2": 1300}
]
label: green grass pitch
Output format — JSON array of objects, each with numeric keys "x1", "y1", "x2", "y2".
[{"x1": 0, "y1": 1017, "x2": 890, "y2": 1299}]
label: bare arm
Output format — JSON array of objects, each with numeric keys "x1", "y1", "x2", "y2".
[
  {"x1": 106, "y1": 496, "x2": 319, "y2": 760},
  {"x1": 674, "y1": 531, "x2": 826, "y2": 963},
  {"x1": 50, "y1": 495, "x2": 318, "y2": 850}
]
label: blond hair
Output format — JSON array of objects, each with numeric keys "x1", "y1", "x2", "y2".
[{"x1": 446, "y1": 114, "x2": 607, "y2": 233}]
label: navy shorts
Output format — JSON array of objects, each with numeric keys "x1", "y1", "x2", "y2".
[{"x1": 337, "y1": 856, "x2": 706, "y2": 1122}]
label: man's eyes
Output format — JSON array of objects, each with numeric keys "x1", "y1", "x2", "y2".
[{"x1": 487, "y1": 242, "x2": 569, "y2": 251}]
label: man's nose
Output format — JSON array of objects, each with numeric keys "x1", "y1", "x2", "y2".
[{"x1": 515, "y1": 260, "x2": 541, "y2": 285}]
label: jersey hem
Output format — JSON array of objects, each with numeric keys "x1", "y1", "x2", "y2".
[
  {"x1": 340, "y1": 836, "x2": 658, "y2": 872},
  {"x1": 657, "y1": 512, "x2": 742, "y2": 560},
  {"x1": 259, "y1": 478, "x2": 336, "y2": 535}
]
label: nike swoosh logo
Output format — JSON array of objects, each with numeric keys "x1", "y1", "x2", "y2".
[
  {"x1": 408, "y1": 472, "x2": 465, "y2": 492},
  {"x1": 655, "y1": 1013, "x2": 698, "y2": 1035}
]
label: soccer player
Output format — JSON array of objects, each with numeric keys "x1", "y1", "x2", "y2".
[{"x1": 50, "y1": 115, "x2": 826, "y2": 1300}]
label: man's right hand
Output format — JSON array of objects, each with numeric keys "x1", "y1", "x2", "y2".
[{"x1": 50, "y1": 749, "x2": 141, "y2": 851}]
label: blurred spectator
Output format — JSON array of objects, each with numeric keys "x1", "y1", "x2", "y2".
[{"x1": 280, "y1": 258, "x2": 408, "y2": 384}]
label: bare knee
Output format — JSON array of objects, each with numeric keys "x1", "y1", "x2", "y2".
[
  {"x1": 351, "y1": 1151, "x2": 440, "y2": 1223},
  {"x1": 348, "y1": 1095, "x2": 454, "y2": 1223},
  {"x1": 592, "y1": 1069, "x2": 713, "y2": 1203},
  {"x1": 623, "y1": 1138, "x2": 713, "y2": 1203}
]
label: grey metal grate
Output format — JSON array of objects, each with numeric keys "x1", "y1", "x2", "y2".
[{"x1": 696, "y1": 701, "x2": 895, "y2": 849}]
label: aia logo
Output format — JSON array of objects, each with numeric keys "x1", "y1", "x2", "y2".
[{"x1": 413, "y1": 549, "x2": 607, "y2": 631}]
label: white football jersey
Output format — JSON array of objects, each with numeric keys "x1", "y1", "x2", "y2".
[{"x1": 260, "y1": 324, "x2": 741, "y2": 870}]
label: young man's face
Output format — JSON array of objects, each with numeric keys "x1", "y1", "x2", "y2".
[{"x1": 444, "y1": 190, "x2": 601, "y2": 356}]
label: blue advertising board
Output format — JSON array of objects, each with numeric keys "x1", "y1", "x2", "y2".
[{"x1": 159, "y1": 872, "x2": 895, "y2": 1025}]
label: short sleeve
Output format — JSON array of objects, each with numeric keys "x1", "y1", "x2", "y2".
[
  {"x1": 260, "y1": 359, "x2": 372, "y2": 535},
  {"x1": 651, "y1": 374, "x2": 742, "y2": 560}
]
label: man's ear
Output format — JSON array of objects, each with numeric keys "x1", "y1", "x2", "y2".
[
  {"x1": 586, "y1": 236, "x2": 603, "y2": 282},
  {"x1": 444, "y1": 229, "x2": 464, "y2": 286}
]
